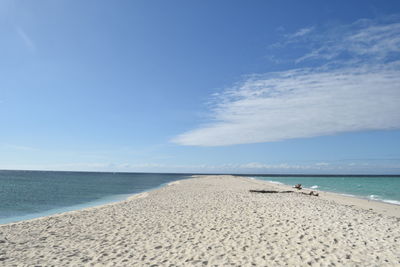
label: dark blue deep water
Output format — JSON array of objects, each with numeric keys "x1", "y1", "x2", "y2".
[{"x1": 0, "y1": 170, "x2": 190, "y2": 224}]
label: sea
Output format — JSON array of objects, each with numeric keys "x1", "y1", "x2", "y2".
[
  {"x1": 1, "y1": 171, "x2": 400, "y2": 225},
  {"x1": 250, "y1": 175, "x2": 400, "y2": 205},
  {"x1": 0, "y1": 170, "x2": 191, "y2": 224}
]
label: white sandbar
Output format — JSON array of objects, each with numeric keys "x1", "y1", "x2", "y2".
[{"x1": 0, "y1": 175, "x2": 399, "y2": 266}]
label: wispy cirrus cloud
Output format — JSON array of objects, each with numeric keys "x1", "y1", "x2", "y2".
[
  {"x1": 4, "y1": 144, "x2": 36, "y2": 151},
  {"x1": 294, "y1": 18, "x2": 400, "y2": 63},
  {"x1": 287, "y1": 26, "x2": 314, "y2": 38},
  {"x1": 173, "y1": 16, "x2": 400, "y2": 147},
  {"x1": 16, "y1": 26, "x2": 36, "y2": 52}
]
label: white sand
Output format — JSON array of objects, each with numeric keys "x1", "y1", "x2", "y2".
[{"x1": 0, "y1": 175, "x2": 399, "y2": 266}]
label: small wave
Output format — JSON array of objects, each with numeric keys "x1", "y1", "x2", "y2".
[
  {"x1": 310, "y1": 185, "x2": 319, "y2": 189},
  {"x1": 340, "y1": 193, "x2": 356, "y2": 198},
  {"x1": 128, "y1": 192, "x2": 149, "y2": 200},
  {"x1": 381, "y1": 199, "x2": 400, "y2": 205},
  {"x1": 266, "y1": 180, "x2": 284, "y2": 185},
  {"x1": 367, "y1": 195, "x2": 400, "y2": 205},
  {"x1": 337, "y1": 193, "x2": 400, "y2": 206},
  {"x1": 369, "y1": 194, "x2": 380, "y2": 200}
]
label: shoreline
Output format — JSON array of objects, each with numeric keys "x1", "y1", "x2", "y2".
[
  {"x1": 247, "y1": 176, "x2": 400, "y2": 218},
  {"x1": 1, "y1": 175, "x2": 399, "y2": 265},
  {"x1": 250, "y1": 176, "x2": 400, "y2": 206},
  {"x1": 0, "y1": 177, "x2": 194, "y2": 226},
  {"x1": 2, "y1": 174, "x2": 399, "y2": 226}
]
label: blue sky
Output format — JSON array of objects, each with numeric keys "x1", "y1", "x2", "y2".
[{"x1": 1, "y1": 0, "x2": 400, "y2": 174}]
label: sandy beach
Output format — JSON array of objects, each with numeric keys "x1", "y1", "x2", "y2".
[{"x1": 1, "y1": 175, "x2": 399, "y2": 266}]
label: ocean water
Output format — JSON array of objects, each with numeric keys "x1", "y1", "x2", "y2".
[
  {"x1": 251, "y1": 175, "x2": 400, "y2": 205},
  {"x1": 0, "y1": 170, "x2": 190, "y2": 224}
]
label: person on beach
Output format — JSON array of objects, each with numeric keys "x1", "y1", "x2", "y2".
[{"x1": 294, "y1": 184, "x2": 302, "y2": 190}]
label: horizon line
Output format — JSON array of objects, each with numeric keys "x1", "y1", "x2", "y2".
[{"x1": 1, "y1": 168, "x2": 399, "y2": 177}]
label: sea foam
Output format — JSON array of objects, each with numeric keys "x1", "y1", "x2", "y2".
[{"x1": 267, "y1": 180, "x2": 284, "y2": 185}]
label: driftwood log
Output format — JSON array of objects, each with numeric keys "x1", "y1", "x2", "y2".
[
  {"x1": 249, "y1": 189, "x2": 319, "y2": 196},
  {"x1": 249, "y1": 190, "x2": 294, "y2": 194}
]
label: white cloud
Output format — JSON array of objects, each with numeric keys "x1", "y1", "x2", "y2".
[
  {"x1": 295, "y1": 19, "x2": 400, "y2": 63},
  {"x1": 173, "y1": 18, "x2": 400, "y2": 147},
  {"x1": 289, "y1": 26, "x2": 314, "y2": 38},
  {"x1": 4, "y1": 144, "x2": 36, "y2": 151},
  {"x1": 315, "y1": 162, "x2": 330, "y2": 166},
  {"x1": 173, "y1": 63, "x2": 400, "y2": 146},
  {"x1": 16, "y1": 27, "x2": 35, "y2": 52}
]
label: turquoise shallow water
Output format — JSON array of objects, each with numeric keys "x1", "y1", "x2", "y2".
[
  {"x1": 0, "y1": 170, "x2": 190, "y2": 224},
  {"x1": 250, "y1": 175, "x2": 400, "y2": 205},
  {"x1": 2, "y1": 171, "x2": 399, "y2": 224}
]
